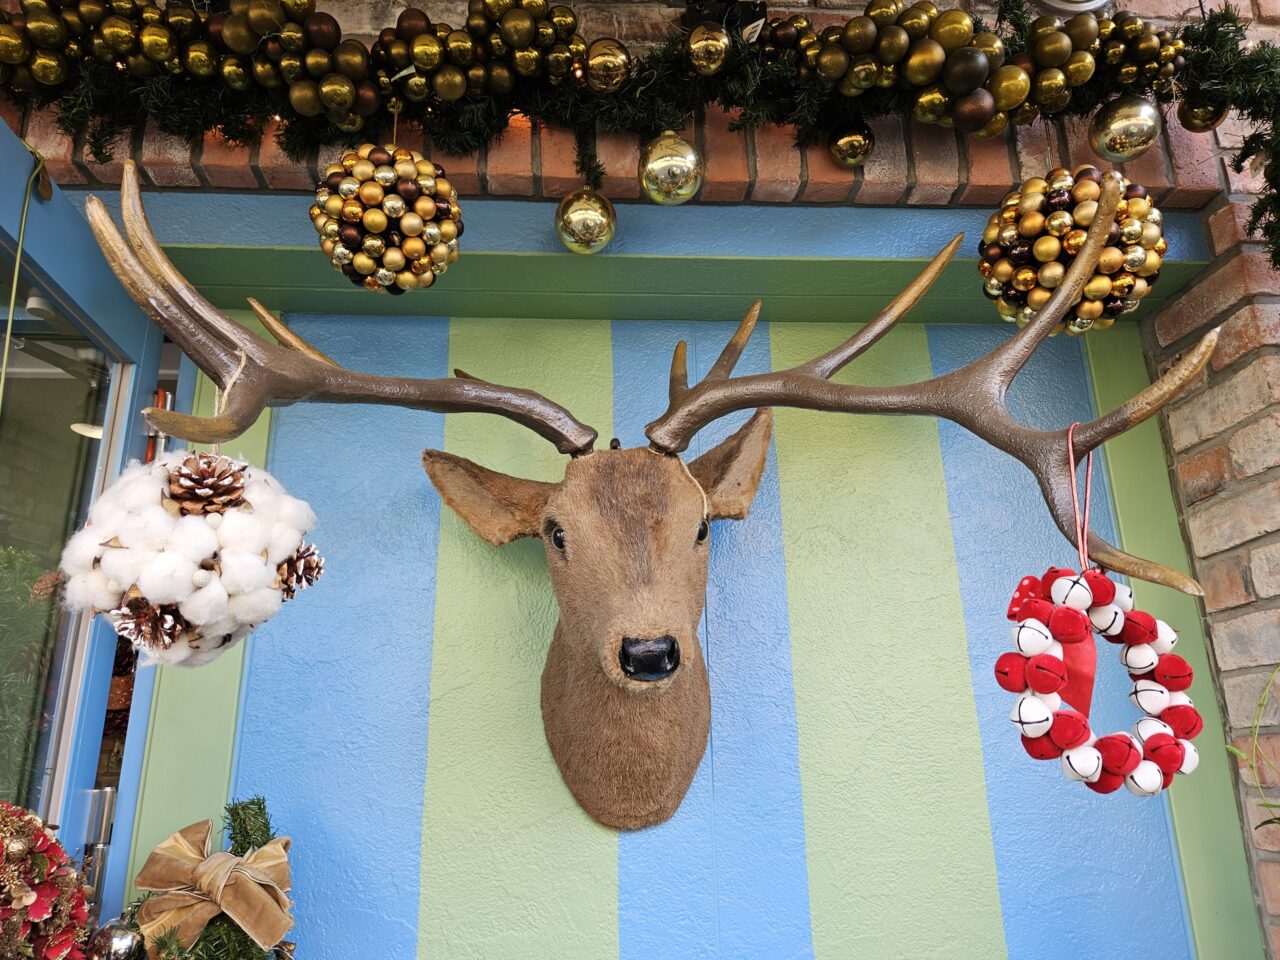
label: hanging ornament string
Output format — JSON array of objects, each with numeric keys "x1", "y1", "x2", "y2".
[
  {"x1": 1066, "y1": 421, "x2": 1093, "y2": 573},
  {"x1": 209, "y1": 349, "x2": 248, "y2": 458},
  {"x1": 0, "y1": 147, "x2": 47, "y2": 428}
]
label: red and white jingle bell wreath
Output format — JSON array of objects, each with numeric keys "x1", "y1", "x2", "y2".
[{"x1": 994, "y1": 426, "x2": 1204, "y2": 797}]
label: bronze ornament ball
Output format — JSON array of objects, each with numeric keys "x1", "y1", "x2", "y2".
[
  {"x1": 499, "y1": 8, "x2": 535, "y2": 48},
  {"x1": 639, "y1": 129, "x2": 703, "y2": 205},
  {"x1": 952, "y1": 87, "x2": 995, "y2": 132},
  {"x1": 841, "y1": 15, "x2": 877, "y2": 54},
  {"x1": 976, "y1": 169, "x2": 1166, "y2": 332},
  {"x1": 1089, "y1": 94, "x2": 1162, "y2": 163},
  {"x1": 314, "y1": 143, "x2": 461, "y2": 294},
  {"x1": 556, "y1": 185, "x2": 616, "y2": 255},
  {"x1": 897, "y1": 7, "x2": 931, "y2": 41},
  {"x1": 1177, "y1": 99, "x2": 1228, "y2": 133},
  {"x1": 412, "y1": 33, "x2": 443, "y2": 70},
  {"x1": 942, "y1": 44, "x2": 987, "y2": 94},
  {"x1": 687, "y1": 21, "x2": 730, "y2": 77},
  {"x1": 829, "y1": 120, "x2": 875, "y2": 168},
  {"x1": 816, "y1": 41, "x2": 850, "y2": 82},
  {"x1": 432, "y1": 63, "x2": 467, "y2": 100},
  {"x1": 582, "y1": 36, "x2": 628, "y2": 93}
]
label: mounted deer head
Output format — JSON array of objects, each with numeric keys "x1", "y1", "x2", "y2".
[{"x1": 86, "y1": 163, "x2": 1216, "y2": 830}]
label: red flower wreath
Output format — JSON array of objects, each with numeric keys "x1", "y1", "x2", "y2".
[{"x1": 0, "y1": 802, "x2": 89, "y2": 960}]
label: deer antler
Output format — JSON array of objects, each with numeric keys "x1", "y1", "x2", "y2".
[
  {"x1": 83, "y1": 161, "x2": 599, "y2": 455},
  {"x1": 648, "y1": 176, "x2": 1215, "y2": 595}
]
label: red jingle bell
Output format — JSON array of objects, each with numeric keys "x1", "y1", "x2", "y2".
[
  {"x1": 1049, "y1": 709, "x2": 1091, "y2": 750},
  {"x1": 1095, "y1": 733, "x2": 1142, "y2": 776},
  {"x1": 1023, "y1": 734, "x2": 1063, "y2": 760},
  {"x1": 1161, "y1": 704, "x2": 1204, "y2": 740},
  {"x1": 1120, "y1": 610, "x2": 1159, "y2": 646},
  {"x1": 995, "y1": 652, "x2": 1029, "y2": 693},
  {"x1": 1143, "y1": 733, "x2": 1186, "y2": 775},
  {"x1": 1154, "y1": 654, "x2": 1194, "y2": 692},
  {"x1": 1162, "y1": 769, "x2": 1177, "y2": 789},
  {"x1": 1020, "y1": 598, "x2": 1055, "y2": 625},
  {"x1": 1082, "y1": 569, "x2": 1116, "y2": 606},
  {"x1": 1086, "y1": 771, "x2": 1125, "y2": 794},
  {"x1": 1048, "y1": 605, "x2": 1091, "y2": 644},
  {"x1": 1026, "y1": 653, "x2": 1068, "y2": 695},
  {"x1": 1008, "y1": 576, "x2": 1042, "y2": 620}
]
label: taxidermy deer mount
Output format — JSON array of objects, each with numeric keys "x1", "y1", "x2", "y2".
[{"x1": 87, "y1": 163, "x2": 1215, "y2": 830}]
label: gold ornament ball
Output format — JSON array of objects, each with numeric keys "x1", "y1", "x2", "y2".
[
  {"x1": 687, "y1": 21, "x2": 730, "y2": 77},
  {"x1": 902, "y1": 37, "x2": 945, "y2": 86},
  {"x1": 1089, "y1": 94, "x2": 1162, "y2": 163},
  {"x1": 986, "y1": 64, "x2": 1029, "y2": 112},
  {"x1": 1177, "y1": 99, "x2": 1228, "y2": 133},
  {"x1": 0, "y1": 24, "x2": 30, "y2": 65},
  {"x1": 555, "y1": 185, "x2": 616, "y2": 255},
  {"x1": 585, "y1": 37, "x2": 629, "y2": 93},
  {"x1": 929, "y1": 9, "x2": 972, "y2": 53},
  {"x1": 639, "y1": 130, "x2": 703, "y2": 205},
  {"x1": 829, "y1": 121, "x2": 875, "y2": 168}
]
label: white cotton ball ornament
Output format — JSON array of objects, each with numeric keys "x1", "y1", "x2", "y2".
[
  {"x1": 1130, "y1": 679, "x2": 1171, "y2": 716},
  {"x1": 118, "y1": 506, "x2": 176, "y2": 551},
  {"x1": 1013, "y1": 619, "x2": 1054, "y2": 656},
  {"x1": 1062, "y1": 745, "x2": 1103, "y2": 782},
  {"x1": 1010, "y1": 694, "x2": 1053, "y2": 738},
  {"x1": 117, "y1": 475, "x2": 164, "y2": 513},
  {"x1": 227, "y1": 587, "x2": 282, "y2": 625},
  {"x1": 218, "y1": 549, "x2": 276, "y2": 595},
  {"x1": 59, "y1": 527, "x2": 105, "y2": 577},
  {"x1": 1133, "y1": 716, "x2": 1174, "y2": 745},
  {"x1": 205, "y1": 512, "x2": 224, "y2": 530},
  {"x1": 165, "y1": 515, "x2": 220, "y2": 564},
  {"x1": 1178, "y1": 740, "x2": 1200, "y2": 774},
  {"x1": 1089, "y1": 604, "x2": 1125, "y2": 636},
  {"x1": 179, "y1": 576, "x2": 230, "y2": 626},
  {"x1": 1125, "y1": 760, "x2": 1164, "y2": 797},
  {"x1": 1152, "y1": 620, "x2": 1178, "y2": 656},
  {"x1": 266, "y1": 523, "x2": 304, "y2": 565},
  {"x1": 137, "y1": 553, "x2": 199, "y2": 605},
  {"x1": 215, "y1": 508, "x2": 271, "y2": 555},
  {"x1": 67, "y1": 569, "x2": 121, "y2": 612},
  {"x1": 1112, "y1": 582, "x2": 1134, "y2": 612},
  {"x1": 98, "y1": 548, "x2": 154, "y2": 592},
  {"x1": 1050, "y1": 573, "x2": 1093, "y2": 610},
  {"x1": 276, "y1": 495, "x2": 317, "y2": 533},
  {"x1": 1119, "y1": 643, "x2": 1159, "y2": 674}
]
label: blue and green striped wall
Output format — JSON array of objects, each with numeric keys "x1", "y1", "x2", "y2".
[{"x1": 118, "y1": 315, "x2": 1259, "y2": 959}]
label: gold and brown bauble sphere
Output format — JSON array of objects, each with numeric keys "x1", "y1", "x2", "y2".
[
  {"x1": 977, "y1": 168, "x2": 1167, "y2": 334},
  {"x1": 313, "y1": 143, "x2": 462, "y2": 295},
  {"x1": 639, "y1": 129, "x2": 703, "y2": 205},
  {"x1": 555, "y1": 184, "x2": 616, "y2": 254}
]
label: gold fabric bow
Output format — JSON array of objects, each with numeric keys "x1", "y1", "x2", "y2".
[{"x1": 134, "y1": 819, "x2": 293, "y2": 953}]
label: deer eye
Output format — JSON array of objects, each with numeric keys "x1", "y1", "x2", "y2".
[
  {"x1": 550, "y1": 526, "x2": 566, "y2": 550},
  {"x1": 697, "y1": 519, "x2": 709, "y2": 543}
]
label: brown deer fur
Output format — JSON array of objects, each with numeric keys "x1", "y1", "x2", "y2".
[{"x1": 422, "y1": 409, "x2": 772, "y2": 829}]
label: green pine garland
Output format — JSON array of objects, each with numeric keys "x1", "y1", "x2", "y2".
[{"x1": 122, "y1": 797, "x2": 288, "y2": 960}]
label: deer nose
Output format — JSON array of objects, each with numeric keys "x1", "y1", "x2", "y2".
[{"x1": 619, "y1": 635, "x2": 680, "y2": 681}]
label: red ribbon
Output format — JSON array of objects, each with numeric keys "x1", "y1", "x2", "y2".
[{"x1": 1060, "y1": 423, "x2": 1096, "y2": 719}]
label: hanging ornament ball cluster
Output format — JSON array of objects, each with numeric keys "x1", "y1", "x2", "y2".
[
  {"x1": 556, "y1": 185, "x2": 616, "y2": 254},
  {"x1": 314, "y1": 142, "x2": 461, "y2": 294},
  {"x1": 59, "y1": 453, "x2": 324, "y2": 669},
  {"x1": 978, "y1": 168, "x2": 1166, "y2": 335},
  {"x1": 998, "y1": 568, "x2": 1203, "y2": 796},
  {"x1": 639, "y1": 130, "x2": 704, "y2": 205},
  {"x1": 1089, "y1": 93, "x2": 1163, "y2": 163}
]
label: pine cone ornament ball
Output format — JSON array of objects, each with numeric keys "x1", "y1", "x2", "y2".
[{"x1": 168, "y1": 453, "x2": 246, "y2": 515}]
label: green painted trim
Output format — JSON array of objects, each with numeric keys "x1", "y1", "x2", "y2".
[
  {"x1": 418, "y1": 317, "x2": 618, "y2": 959},
  {"x1": 1086, "y1": 329, "x2": 1265, "y2": 960},
  {"x1": 164, "y1": 247, "x2": 1204, "y2": 325},
  {"x1": 124, "y1": 310, "x2": 273, "y2": 901},
  {"x1": 771, "y1": 323, "x2": 1007, "y2": 960}
]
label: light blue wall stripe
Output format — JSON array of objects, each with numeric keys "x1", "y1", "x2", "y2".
[
  {"x1": 612, "y1": 319, "x2": 814, "y2": 960},
  {"x1": 926, "y1": 324, "x2": 1192, "y2": 960},
  {"x1": 229, "y1": 315, "x2": 447, "y2": 957}
]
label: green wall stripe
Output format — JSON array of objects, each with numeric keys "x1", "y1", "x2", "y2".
[
  {"x1": 418, "y1": 317, "x2": 618, "y2": 959},
  {"x1": 770, "y1": 324, "x2": 1006, "y2": 959},
  {"x1": 124, "y1": 310, "x2": 272, "y2": 900},
  {"x1": 1086, "y1": 329, "x2": 1265, "y2": 959}
]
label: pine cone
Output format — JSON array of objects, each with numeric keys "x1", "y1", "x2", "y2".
[
  {"x1": 167, "y1": 453, "x2": 246, "y2": 516},
  {"x1": 108, "y1": 591, "x2": 187, "y2": 649},
  {"x1": 278, "y1": 544, "x2": 324, "y2": 601}
]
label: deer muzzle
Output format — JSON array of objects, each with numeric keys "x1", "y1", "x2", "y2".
[{"x1": 619, "y1": 635, "x2": 680, "y2": 681}]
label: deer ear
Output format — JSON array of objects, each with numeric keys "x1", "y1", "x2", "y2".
[
  {"x1": 423, "y1": 449, "x2": 557, "y2": 546},
  {"x1": 687, "y1": 408, "x2": 773, "y2": 520}
]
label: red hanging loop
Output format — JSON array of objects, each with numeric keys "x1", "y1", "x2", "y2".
[{"x1": 1066, "y1": 422, "x2": 1092, "y2": 572}]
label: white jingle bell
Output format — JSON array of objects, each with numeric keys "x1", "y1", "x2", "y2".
[
  {"x1": 1112, "y1": 582, "x2": 1134, "y2": 612},
  {"x1": 1089, "y1": 604, "x2": 1125, "y2": 636},
  {"x1": 1051, "y1": 573, "x2": 1093, "y2": 610},
  {"x1": 1152, "y1": 619, "x2": 1178, "y2": 655},
  {"x1": 1178, "y1": 739, "x2": 1200, "y2": 774},
  {"x1": 1010, "y1": 694, "x2": 1053, "y2": 738},
  {"x1": 1033, "y1": 690, "x2": 1063, "y2": 712},
  {"x1": 1125, "y1": 759, "x2": 1165, "y2": 797},
  {"x1": 1167, "y1": 691, "x2": 1194, "y2": 709},
  {"x1": 1062, "y1": 744, "x2": 1103, "y2": 782},
  {"x1": 1129, "y1": 678, "x2": 1171, "y2": 716},
  {"x1": 1045, "y1": 640, "x2": 1064, "y2": 661},
  {"x1": 1013, "y1": 619, "x2": 1054, "y2": 656},
  {"x1": 1133, "y1": 716, "x2": 1175, "y2": 746},
  {"x1": 1119, "y1": 643, "x2": 1159, "y2": 674}
]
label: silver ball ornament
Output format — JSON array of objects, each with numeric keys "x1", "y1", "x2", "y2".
[
  {"x1": 1123, "y1": 245, "x2": 1147, "y2": 271},
  {"x1": 383, "y1": 195, "x2": 407, "y2": 218},
  {"x1": 86, "y1": 923, "x2": 146, "y2": 960},
  {"x1": 337, "y1": 176, "x2": 360, "y2": 198},
  {"x1": 417, "y1": 175, "x2": 437, "y2": 195},
  {"x1": 373, "y1": 164, "x2": 397, "y2": 186},
  {"x1": 374, "y1": 268, "x2": 395, "y2": 286},
  {"x1": 422, "y1": 222, "x2": 442, "y2": 244}
]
